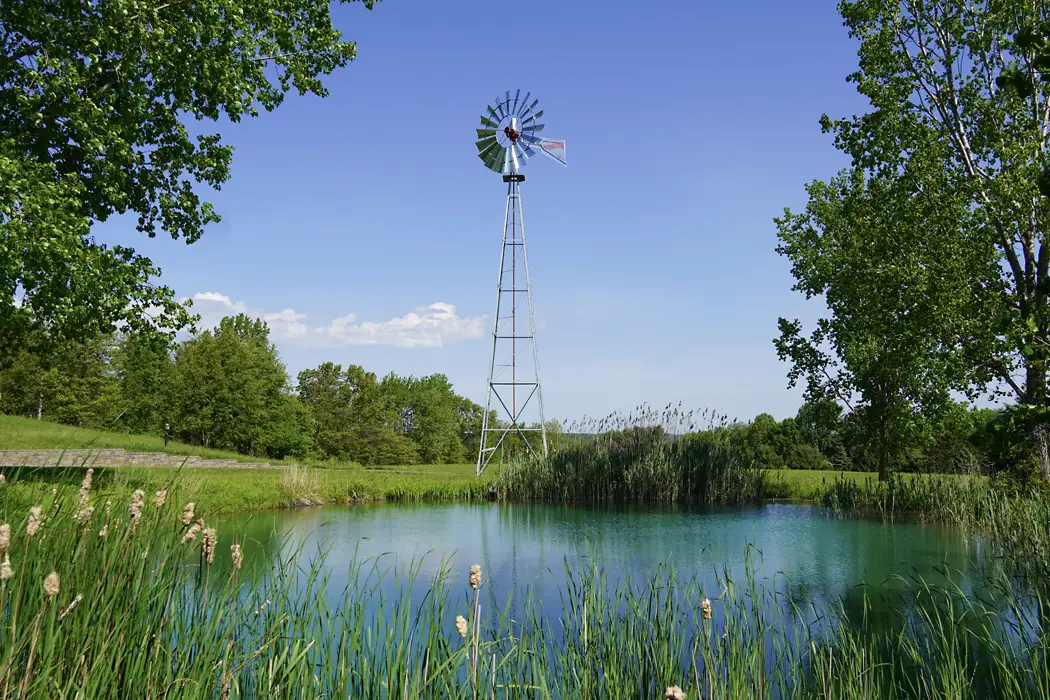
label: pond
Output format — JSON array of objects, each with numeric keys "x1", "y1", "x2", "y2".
[{"x1": 216, "y1": 501, "x2": 997, "y2": 620}]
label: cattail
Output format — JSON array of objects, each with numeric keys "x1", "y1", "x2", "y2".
[
  {"x1": 701, "y1": 598, "x2": 712, "y2": 621},
  {"x1": 469, "y1": 564, "x2": 482, "y2": 589},
  {"x1": 154, "y1": 490, "x2": 167, "y2": 509},
  {"x1": 182, "y1": 502, "x2": 195, "y2": 526},
  {"x1": 0, "y1": 473, "x2": 6, "y2": 485},
  {"x1": 50, "y1": 487, "x2": 56, "y2": 498},
  {"x1": 130, "y1": 489, "x2": 145, "y2": 523},
  {"x1": 231, "y1": 543, "x2": 243, "y2": 570},
  {"x1": 665, "y1": 686, "x2": 686, "y2": 700},
  {"x1": 98, "y1": 525, "x2": 108, "y2": 538},
  {"x1": 27, "y1": 506, "x2": 42, "y2": 537},
  {"x1": 77, "y1": 468, "x2": 93, "y2": 509},
  {"x1": 43, "y1": 571, "x2": 59, "y2": 598},
  {"x1": 59, "y1": 593, "x2": 84, "y2": 621},
  {"x1": 105, "y1": 500, "x2": 111, "y2": 518},
  {"x1": 202, "y1": 528, "x2": 217, "y2": 564},
  {"x1": 0, "y1": 554, "x2": 12, "y2": 581},
  {"x1": 181, "y1": 522, "x2": 201, "y2": 543},
  {"x1": 0, "y1": 524, "x2": 9, "y2": 552},
  {"x1": 455, "y1": 614, "x2": 468, "y2": 639},
  {"x1": 75, "y1": 506, "x2": 94, "y2": 525}
]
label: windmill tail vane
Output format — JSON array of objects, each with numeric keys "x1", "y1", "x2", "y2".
[{"x1": 474, "y1": 90, "x2": 565, "y2": 477}]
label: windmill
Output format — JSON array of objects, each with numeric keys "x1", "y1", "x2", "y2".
[{"x1": 474, "y1": 90, "x2": 566, "y2": 477}]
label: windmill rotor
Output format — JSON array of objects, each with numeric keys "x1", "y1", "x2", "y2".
[{"x1": 475, "y1": 92, "x2": 566, "y2": 175}]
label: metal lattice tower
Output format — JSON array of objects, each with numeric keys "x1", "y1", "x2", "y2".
[{"x1": 474, "y1": 90, "x2": 566, "y2": 476}]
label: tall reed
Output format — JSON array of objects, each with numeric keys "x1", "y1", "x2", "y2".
[{"x1": 1, "y1": 472, "x2": 1048, "y2": 698}]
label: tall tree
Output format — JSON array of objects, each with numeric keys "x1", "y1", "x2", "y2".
[
  {"x1": 171, "y1": 315, "x2": 303, "y2": 457},
  {"x1": 775, "y1": 166, "x2": 990, "y2": 479},
  {"x1": 826, "y1": 0, "x2": 1050, "y2": 407},
  {"x1": 113, "y1": 331, "x2": 173, "y2": 436},
  {"x1": 0, "y1": 0, "x2": 379, "y2": 359}
]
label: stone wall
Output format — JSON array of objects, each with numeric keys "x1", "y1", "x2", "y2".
[{"x1": 0, "y1": 449, "x2": 278, "y2": 469}]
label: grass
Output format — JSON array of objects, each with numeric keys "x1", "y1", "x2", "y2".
[
  {"x1": 1, "y1": 474, "x2": 1048, "y2": 698},
  {"x1": 766, "y1": 469, "x2": 979, "y2": 501},
  {"x1": 0, "y1": 464, "x2": 496, "y2": 515},
  {"x1": 0, "y1": 414, "x2": 306, "y2": 465}
]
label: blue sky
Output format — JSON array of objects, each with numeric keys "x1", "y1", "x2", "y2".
[{"x1": 97, "y1": 0, "x2": 872, "y2": 425}]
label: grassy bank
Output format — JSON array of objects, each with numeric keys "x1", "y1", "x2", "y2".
[
  {"x1": 0, "y1": 463, "x2": 495, "y2": 515},
  {"x1": 0, "y1": 477, "x2": 1046, "y2": 698}
]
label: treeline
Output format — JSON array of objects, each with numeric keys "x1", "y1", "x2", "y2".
[
  {"x1": 0, "y1": 313, "x2": 553, "y2": 465},
  {"x1": 713, "y1": 401, "x2": 997, "y2": 475}
]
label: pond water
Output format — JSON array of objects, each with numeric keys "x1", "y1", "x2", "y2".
[{"x1": 216, "y1": 501, "x2": 997, "y2": 620}]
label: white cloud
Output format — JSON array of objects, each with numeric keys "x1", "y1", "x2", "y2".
[{"x1": 185, "y1": 292, "x2": 486, "y2": 348}]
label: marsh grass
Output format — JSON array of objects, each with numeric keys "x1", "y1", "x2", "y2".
[
  {"x1": 1, "y1": 472, "x2": 1049, "y2": 698},
  {"x1": 497, "y1": 406, "x2": 772, "y2": 505}
]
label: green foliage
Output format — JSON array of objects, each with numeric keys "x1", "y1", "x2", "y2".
[
  {"x1": 170, "y1": 315, "x2": 306, "y2": 459},
  {"x1": 0, "y1": 0, "x2": 379, "y2": 361}
]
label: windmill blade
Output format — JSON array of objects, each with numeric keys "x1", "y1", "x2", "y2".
[
  {"x1": 516, "y1": 92, "x2": 531, "y2": 116},
  {"x1": 519, "y1": 132, "x2": 541, "y2": 144},
  {"x1": 503, "y1": 146, "x2": 512, "y2": 173},
  {"x1": 525, "y1": 123, "x2": 545, "y2": 134},
  {"x1": 522, "y1": 110, "x2": 544, "y2": 125},
  {"x1": 482, "y1": 144, "x2": 505, "y2": 172},
  {"x1": 487, "y1": 104, "x2": 500, "y2": 121},
  {"x1": 509, "y1": 143, "x2": 520, "y2": 171},
  {"x1": 494, "y1": 97, "x2": 506, "y2": 120},
  {"x1": 480, "y1": 115, "x2": 498, "y2": 128},
  {"x1": 475, "y1": 136, "x2": 497, "y2": 153},
  {"x1": 537, "y1": 137, "x2": 567, "y2": 165},
  {"x1": 476, "y1": 128, "x2": 496, "y2": 139}
]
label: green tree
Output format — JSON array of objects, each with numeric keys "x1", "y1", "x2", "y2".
[
  {"x1": 171, "y1": 315, "x2": 303, "y2": 458},
  {"x1": 0, "y1": 0, "x2": 378, "y2": 360},
  {"x1": 381, "y1": 373, "x2": 464, "y2": 464},
  {"x1": 298, "y1": 363, "x2": 417, "y2": 465},
  {"x1": 823, "y1": 0, "x2": 1050, "y2": 478},
  {"x1": 775, "y1": 167, "x2": 986, "y2": 480},
  {"x1": 113, "y1": 331, "x2": 173, "y2": 436}
]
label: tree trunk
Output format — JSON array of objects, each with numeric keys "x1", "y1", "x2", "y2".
[
  {"x1": 878, "y1": 411, "x2": 890, "y2": 482},
  {"x1": 1025, "y1": 359, "x2": 1050, "y2": 482}
]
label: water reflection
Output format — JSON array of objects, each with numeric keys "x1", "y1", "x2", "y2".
[{"x1": 214, "y1": 501, "x2": 998, "y2": 623}]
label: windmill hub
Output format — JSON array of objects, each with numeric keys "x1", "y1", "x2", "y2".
[{"x1": 504, "y1": 125, "x2": 520, "y2": 142}]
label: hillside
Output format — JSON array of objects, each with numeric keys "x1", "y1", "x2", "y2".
[{"x1": 0, "y1": 414, "x2": 295, "y2": 466}]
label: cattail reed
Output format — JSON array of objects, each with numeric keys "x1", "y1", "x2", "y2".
[
  {"x1": 129, "y1": 489, "x2": 145, "y2": 524},
  {"x1": 701, "y1": 598, "x2": 711, "y2": 621},
  {"x1": 58, "y1": 593, "x2": 84, "y2": 621},
  {"x1": 181, "y1": 522, "x2": 201, "y2": 543},
  {"x1": 455, "y1": 615, "x2": 468, "y2": 639},
  {"x1": 154, "y1": 490, "x2": 167, "y2": 509},
  {"x1": 0, "y1": 472, "x2": 6, "y2": 484},
  {"x1": 0, "y1": 523, "x2": 9, "y2": 552},
  {"x1": 469, "y1": 564, "x2": 482, "y2": 589},
  {"x1": 27, "y1": 506, "x2": 42, "y2": 537},
  {"x1": 43, "y1": 571, "x2": 59, "y2": 598},
  {"x1": 202, "y1": 528, "x2": 217, "y2": 564},
  {"x1": 230, "y1": 543, "x2": 242, "y2": 570},
  {"x1": 75, "y1": 506, "x2": 94, "y2": 525},
  {"x1": 182, "y1": 502, "x2": 195, "y2": 526},
  {"x1": 77, "y1": 468, "x2": 93, "y2": 510},
  {"x1": 665, "y1": 686, "x2": 686, "y2": 700},
  {"x1": 98, "y1": 525, "x2": 107, "y2": 538},
  {"x1": 0, "y1": 554, "x2": 12, "y2": 582}
]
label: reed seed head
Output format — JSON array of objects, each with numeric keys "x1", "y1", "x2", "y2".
[
  {"x1": 105, "y1": 500, "x2": 111, "y2": 518},
  {"x1": 231, "y1": 543, "x2": 243, "y2": 570},
  {"x1": 455, "y1": 614, "x2": 468, "y2": 639},
  {"x1": 27, "y1": 506, "x2": 42, "y2": 537},
  {"x1": 59, "y1": 593, "x2": 84, "y2": 621},
  {"x1": 98, "y1": 525, "x2": 108, "y2": 538},
  {"x1": 130, "y1": 489, "x2": 145, "y2": 522},
  {"x1": 43, "y1": 571, "x2": 59, "y2": 598},
  {"x1": 701, "y1": 598, "x2": 711, "y2": 621},
  {"x1": 469, "y1": 564, "x2": 482, "y2": 589},
  {"x1": 182, "y1": 502, "x2": 195, "y2": 525},
  {"x1": 181, "y1": 523, "x2": 200, "y2": 543},
  {"x1": 665, "y1": 686, "x2": 686, "y2": 700},
  {"x1": 0, "y1": 523, "x2": 9, "y2": 552},
  {"x1": 78, "y1": 468, "x2": 93, "y2": 509},
  {"x1": 75, "y1": 506, "x2": 94, "y2": 525},
  {"x1": 0, "y1": 554, "x2": 12, "y2": 582},
  {"x1": 202, "y1": 528, "x2": 217, "y2": 564},
  {"x1": 0, "y1": 473, "x2": 6, "y2": 485},
  {"x1": 154, "y1": 490, "x2": 167, "y2": 508},
  {"x1": 50, "y1": 487, "x2": 56, "y2": 498}
]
